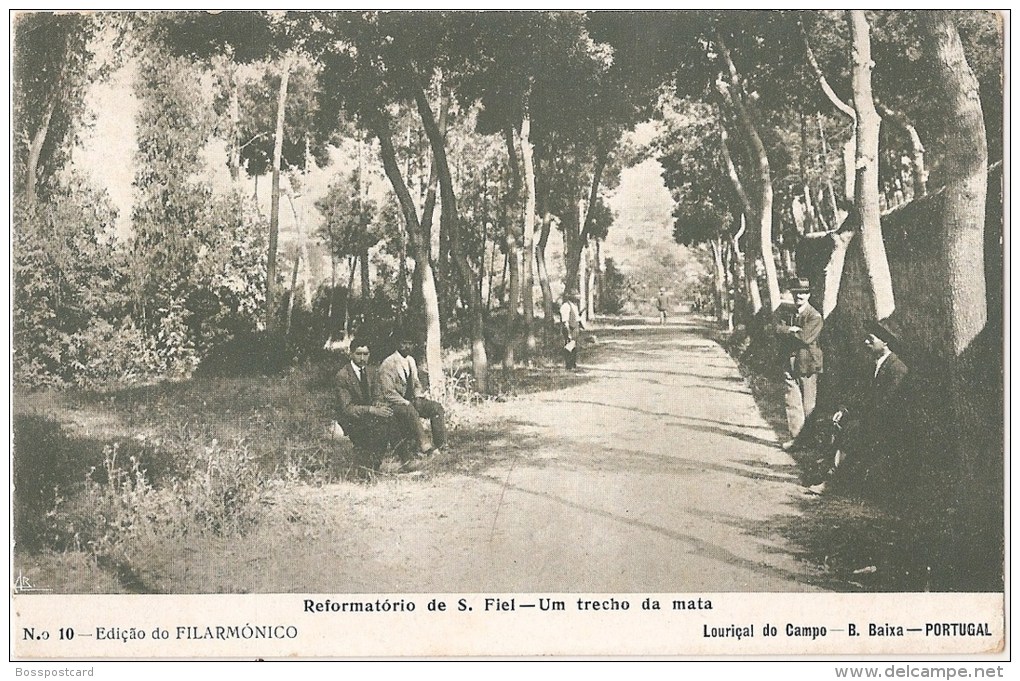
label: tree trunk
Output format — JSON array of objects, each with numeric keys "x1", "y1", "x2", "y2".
[
  {"x1": 398, "y1": 211, "x2": 408, "y2": 321},
  {"x1": 585, "y1": 245, "x2": 596, "y2": 321},
  {"x1": 24, "y1": 59, "x2": 67, "y2": 207},
  {"x1": 326, "y1": 217, "x2": 338, "y2": 336},
  {"x1": 418, "y1": 263, "x2": 445, "y2": 395},
  {"x1": 736, "y1": 213, "x2": 763, "y2": 316},
  {"x1": 359, "y1": 248, "x2": 370, "y2": 300},
  {"x1": 578, "y1": 243, "x2": 588, "y2": 321},
  {"x1": 228, "y1": 68, "x2": 241, "y2": 183},
  {"x1": 412, "y1": 78, "x2": 488, "y2": 393},
  {"x1": 716, "y1": 37, "x2": 780, "y2": 311},
  {"x1": 376, "y1": 120, "x2": 445, "y2": 397},
  {"x1": 921, "y1": 10, "x2": 992, "y2": 583},
  {"x1": 286, "y1": 190, "x2": 313, "y2": 313},
  {"x1": 711, "y1": 236, "x2": 727, "y2": 325},
  {"x1": 923, "y1": 12, "x2": 988, "y2": 357},
  {"x1": 285, "y1": 250, "x2": 299, "y2": 337},
  {"x1": 817, "y1": 114, "x2": 841, "y2": 224},
  {"x1": 799, "y1": 112, "x2": 816, "y2": 233},
  {"x1": 342, "y1": 255, "x2": 357, "y2": 335},
  {"x1": 502, "y1": 126, "x2": 522, "y2": 369},
  {"x1": 266, "y1": 55, "x2": 292, "y2": 336},
  {"x1": 802, "y1": 21, "x2": 857, "y2": 204},
  {"x1": 849, "y1": 9, "x2": 895, "y2": 320},
  {"x1": 820, "y1": 230, "x2": 854, "y2": 318},
  {"x1": 717, "y1": 103, "x2": 778, "y2": 312},
  {"x1": 564, "y1": 145, "x2": 609, "y2": 292},
  {"x1": 876, "y1": 101, "x2": 927, "y2": 198},
  {"x1": 536, "y1": 213, "x2": 556, "y2": 327},
  {"x1": 520, "y1": 89, "x2": 538, "y2": 361}
]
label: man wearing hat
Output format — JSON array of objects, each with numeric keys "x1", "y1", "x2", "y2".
[
  {"x1": 378, "y1": 330, "x2": 447, "y2": 461},
  {"x1": 806, "y1": 319, "x2": 909, "y2": 495},
  {"x1": 775, "y1": 278, "x2": 824, "y2": 449}
]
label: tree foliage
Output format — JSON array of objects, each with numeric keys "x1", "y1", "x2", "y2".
[
  {"x1": 10, "y1": 9, "x2": 1002, "y2": 390},
  {"x1": 12, "y1": 12, "x2": 106, "y2": 203}
]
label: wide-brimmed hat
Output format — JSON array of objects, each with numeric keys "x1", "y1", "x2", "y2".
[
  {"x1": 867, "y1": 319, "x2": 900, "y2": 347},
  {"x1": 786, "y1": 278, "x2": 811, "y2": 293}
]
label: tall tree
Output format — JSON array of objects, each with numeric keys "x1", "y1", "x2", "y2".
[
  {"x1": 921, "y1": 12, "x2": 988, "y2": 357},
  {"x1": 128, "y1": 48, "x2": 216, "y2": 327},
  {"x1": 309, "y1": 12, "x2": 449, "y2": 395},
  {"x1": 13, "y1": 12, "x2": 105, "y2": 207},
  {"x1": 519, "y1": 87, "x2": 539, "y2": 358},
  {"x1": 409, "y1": 65, "x2": 490, "y2": 393},
  {"x1": 848, "y1": 10, "x2": 896, "y2": 320},
  {"x1": 266, "y1": 55, "x2": 293, "y2": 334},
  {"x1": 148, "y1": 11, "x2": 328, "y2": 337}
]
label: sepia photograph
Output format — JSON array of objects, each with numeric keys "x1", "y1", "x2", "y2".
[{"x1": 10, "y1": 9, "x2": 1006, "y2": 660}]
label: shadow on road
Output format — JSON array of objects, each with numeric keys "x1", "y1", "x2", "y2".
[{"x1": 476, "y1": 315, "x2": 952, "y2": 592}]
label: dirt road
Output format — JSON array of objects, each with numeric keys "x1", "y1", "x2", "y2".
[{"x1": 175, "y1": 316, "x2": 830, "y2": 594}]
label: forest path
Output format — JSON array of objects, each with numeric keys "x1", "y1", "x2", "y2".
[{"x1": 177, "y1": 315, "x2": 831, "y2": 594}]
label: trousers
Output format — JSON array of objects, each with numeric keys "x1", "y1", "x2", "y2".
[
  {"x1": 784, "y1": 372, "x2": 818, "y2": 438},
  {"x1": 392, "y1": 398, "x2": 446, "y2": 452}
]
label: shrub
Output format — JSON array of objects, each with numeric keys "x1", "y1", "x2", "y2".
[
  {"x1": 65, "y1": 318, "x2": 162, "y2": 388},
  {"x1": 600, "y1": 257, "x2": 633, "y2": 314},
  {"x1": 178, "y1": 439, "x2": 264, "y2": 535},
  {"x1": 34, "y1": 434, "x2": 266, "y2": 570},
  {"x1": 13, "y1": 179, "x2": 121, "y2": 388}
]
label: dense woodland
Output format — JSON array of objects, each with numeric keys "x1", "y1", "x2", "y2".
[
  {"x1": 14, "y1": 10, "x2": 1001, "y2": 388},
  {"x1": 13, "y1": 11, "x2": 1004, "y2": 588}
]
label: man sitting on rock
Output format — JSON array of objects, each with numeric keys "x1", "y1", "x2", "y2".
[
  {"x1": 335, "y1": 337, "x2": 394, "y2": 453},
  {"x1": 378, "y1": 330, "x2": 447, "y2": 464}
]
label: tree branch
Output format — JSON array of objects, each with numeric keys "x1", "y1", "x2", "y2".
[
  {"x1": 718, "y1": 115, "x2": 757, "y2": 225},
  {"x1": 799, "y1": 19, "x2": 857, "y2": 122}
]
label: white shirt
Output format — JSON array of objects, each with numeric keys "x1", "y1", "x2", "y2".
[
  {"x1": 560, "y1": 301, "x2": 579, "y2": 328},
  {"x1": 874, "y1": 349, "x2": 892, "y2": 379}
]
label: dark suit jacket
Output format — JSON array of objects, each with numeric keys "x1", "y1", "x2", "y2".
[
  {"x1": 858, "y1": 352, "x2": 909, "y2": 425},
  {"x1": 776, "y1": 303, "x2": 824, "y2": 377},
  {"x1": 335, "y1": 362, "x2": 382, "y2": 430},
  {"x1": 835, "y1": 351, "x2": 911, "y2": 479}
]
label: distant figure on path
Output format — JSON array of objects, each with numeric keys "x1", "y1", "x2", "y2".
[
  {"x1": 806, "y1": 320, "x2": 910, "y2": 496},
  {"x1": 775, "y1": 278, "x2": 824, "y2": 450},
  {"x1": 378, "y1": 330, "x2": 447, "y2": 460},
  {"x1": 559, "y1": 292, "x2": 584, "y2": 370},
  {"x1": 656, "y1": 287, "x2": 670, "y2": 324}
]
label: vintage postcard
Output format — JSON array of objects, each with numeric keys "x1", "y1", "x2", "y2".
[{"x1": 10, "y1": 9, "x2": 1006, "y2": 661}]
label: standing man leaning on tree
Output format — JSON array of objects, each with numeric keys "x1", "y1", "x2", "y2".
[{"x1": 775, "y1": 278, "x2": 824, "y2": 451}]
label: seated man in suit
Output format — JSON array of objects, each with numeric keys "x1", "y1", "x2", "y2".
[
  {"x1": 335, "y1": 337, "x2": 394, "y2": 452},
  {"x1": 378, "y1": 330, "x2": 446, "y2": 461},
  {"x1": 806, "y1": 319, "x2": 910, "y2": 495}
]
